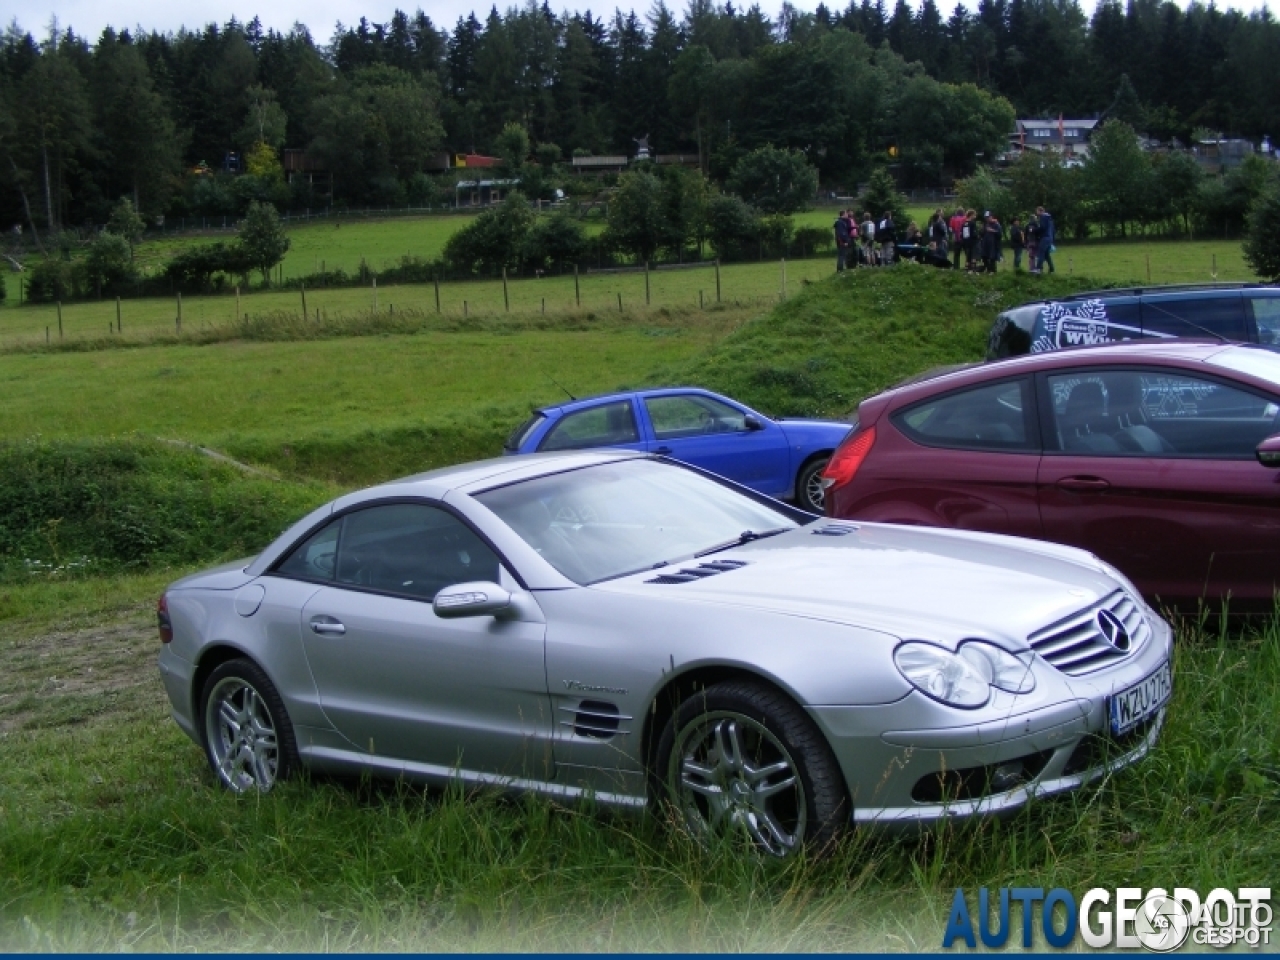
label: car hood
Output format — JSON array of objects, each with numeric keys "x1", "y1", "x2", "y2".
[{"x1": 598, "y1": 522, "x2": 1121, "y2": 651}]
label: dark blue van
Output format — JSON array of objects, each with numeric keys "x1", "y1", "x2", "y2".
[{"x1": 987, "y1": 283, "x2": 1280, "y2": 359}]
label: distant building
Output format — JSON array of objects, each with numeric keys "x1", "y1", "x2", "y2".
[
  {"x1": 1193, "y1": 138, "x2": 1255, "y2": 173},
  {"x1": 455, "y1": 178, "x2": 519, "y2": 206},
  {"x1": 1010, "y1": 118, "x2": 1101, "y2": 159}
]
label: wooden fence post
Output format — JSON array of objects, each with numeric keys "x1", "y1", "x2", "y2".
[
  {"x1": 115, "y1": 297, "x2": 122, "y2": 333},
  {"x1": 502, "y1": 267, "x2": 510, "y2": 312},
  {"x1": 372, "y1": 277, "x2": 378, "y2": 312},
  {"x1": 176, "y1": 292, "x2": 182, "y2": 333},
  {"x1": 57, "y1": 301, "x2": 63, "y2": 338},
  {"x1": 715, "y1": 260, "x2": 721, "y2": 303},
  {"x1": 781, "y1": 258, "x2": 787, "y2": 299},
  {"x1": 574, "y1": 264, "x2": 580, "y2": 307},
  {"x1": 301, "y1": 284, "x2": 308, "y2": 319},
  {"x1": 434, "y1": 275, "x2": 441, "y2": 314},
  {"x1": 644, "y1": 261, "x2": 650, "y2": 305}
]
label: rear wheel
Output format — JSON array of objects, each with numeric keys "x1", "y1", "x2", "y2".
[
  {"x1": 796, "y1": 457, "x2": 830, "y2": 514},
  {"x1": 654, "y1": 680, "x2": 848, "y2": 857},
  {"x1": 201, "y1": 658, "x2": 298, "y2": 794}
]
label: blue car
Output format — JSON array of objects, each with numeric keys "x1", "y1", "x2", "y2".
[{"x1": 503, "y1": 387, "x2": 852, "y2": 512}]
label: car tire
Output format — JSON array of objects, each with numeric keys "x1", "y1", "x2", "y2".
[
  {"x1": 653, "y1": 679, "x2": 849, "y2": 857},
  {"x1": 795, "y1": 456, "x2": 830, "y2": 515},
  {"x1": 201, "y1": 658, "x2": 299, "y2": 794}
]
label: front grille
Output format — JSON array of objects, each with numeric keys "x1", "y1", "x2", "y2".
[{"x1": 1028, "y1": 590, "x2": 1150, "y2": 676}]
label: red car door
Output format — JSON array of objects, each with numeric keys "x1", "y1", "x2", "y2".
[
  {"x1": 1035, "y1": 366, "x2": 1280, "y2": 612},
  {"x1": 836, "y1": 377, "x2": 1044, "y2": 537}
]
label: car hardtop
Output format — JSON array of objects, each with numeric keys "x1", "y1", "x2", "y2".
[
  {"x1": 533, "y1": 385, "x2": 754, "y2": 418},
  {"x1": 881, "y1": 339, "x2": 1248, "y2": 402},
  {"x1": 1013, "y1": 282, "x2": 1279, "y2": 309}
]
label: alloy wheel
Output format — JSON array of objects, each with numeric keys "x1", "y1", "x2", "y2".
[{"x1": 205, "y1": 676, "x2": 280, "y2": 792}]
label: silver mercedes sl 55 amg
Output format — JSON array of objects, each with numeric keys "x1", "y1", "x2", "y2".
[{"x1": 158, "y1": 451, "x2": 1173, "y2": 856}]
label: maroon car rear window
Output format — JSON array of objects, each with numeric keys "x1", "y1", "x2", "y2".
[{"x1": 893, "y1": 379, "x2": 1035, "y2": 452}]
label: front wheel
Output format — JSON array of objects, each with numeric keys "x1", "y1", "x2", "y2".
[
  {"x1": 201, "y1": 658, "x2": 299, "y2": 793},
  {"x1": 796, "y1": 457, "x2": 830, "y2": 515},
  {"x1": 653, "y1": 680, "x2": 848, "y2": 857}
]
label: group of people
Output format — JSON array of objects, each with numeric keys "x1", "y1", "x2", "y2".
[
  {"x1": 834, "y1": 204, "x2": 1058, "y2": 275},
  {"x1": 833, "y1": 209, "x2": 901, "y2": 269}
]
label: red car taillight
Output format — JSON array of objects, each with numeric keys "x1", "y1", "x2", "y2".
[
  {"x1": 157, "y1": 593, "x2": 173, "y2": 644},
  {"x1": 821, "y1": 426, "x2": 876, "y2": 492}
]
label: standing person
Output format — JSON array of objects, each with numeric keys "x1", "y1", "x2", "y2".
[
  {"x1": 877, "y1": 209, "x2": 896, "y2": 265},
  {"x1": 962, "y1": 209, "x2": 980, "y2": 271},
  {"x1": 861, "y1": 212, "x2": 877, "y2": 266},
  {"x1": 1009, "y1": 216, "x2": 1025, "y2": 271},
  {"x1": 949, "y1": 207, "x2": 966, "y2": 268},
  {"x1": 834, "y1": 209, "x2": 851, "y2": 271},
  {"x1": 929, "y1": 209, "x2": 949, "y2": 257},
  {"x1": 1025, "y1": 215, "x2": 1039, "y2": 273},
  {"x1": 1035, "y1": 205, "x2": 1056, "y2": 274},
  {"x1": 981, "y1": 211, "x2": 1003, "y2": 273}
]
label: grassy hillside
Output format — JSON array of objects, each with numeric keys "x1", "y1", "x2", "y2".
[{"x1": 684, "y1": 265, "x2": 1097, "y2": 417}]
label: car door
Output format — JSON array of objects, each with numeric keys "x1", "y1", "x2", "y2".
[
  {"x1": 641, "y1": 392, "x2": 790, "y2": 494},
  {"x1": 536, "y1": 398, "x2": 648, "y2": 454},
  {"x1": 1140, "y1": 292, "x2": 1247, "y2": 342},
  {"x1": 280, "y1": 502, "x2": 554, "y2": 778},
  {"x1": 1036, "y1": 366, "x2": 1280, "y2": 611},
  {"x1": 853, "y1": 377, "x2": 1043, "y2": 536}
]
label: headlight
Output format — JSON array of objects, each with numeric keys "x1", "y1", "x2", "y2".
[
  {"x1": 893, "y1": 641, "x2": 1036, "y2": 708},
  {"x1": 958, "y1": 642, "x2": 1036, "y2": 694},
  {"x1": 893, "y1": 643, "x2": 991, "y2": 708}
]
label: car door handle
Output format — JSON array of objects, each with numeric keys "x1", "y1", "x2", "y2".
[
  {"x1": 309, "y1": 617, "x2": 346, "y2": 636},
  {"x1": 654, "y1": 446, "x2": 672, "y2": 455},
  {"x1": 1056, "y1": 476, "x2": 1111, "y2": 492}
]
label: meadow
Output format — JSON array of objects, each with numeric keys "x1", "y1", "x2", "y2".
[{"x1": 0, "y1": 220, "x2": 1275, "y2": 950}]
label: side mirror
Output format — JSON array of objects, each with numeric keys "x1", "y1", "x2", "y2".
[
  {"x1": 743, "y1": 414, "x2": 765, "y2": 431},
  {"x1": 1257, "y1": 434, "x2": 1280, "y2": 468},
  {"x1": 433, "y1": 581, "x2": 512, "y2": 618}
]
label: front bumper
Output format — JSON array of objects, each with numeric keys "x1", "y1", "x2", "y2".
[{"x1": 809, "y1": 613, "x2": 1173, "y2": 825}]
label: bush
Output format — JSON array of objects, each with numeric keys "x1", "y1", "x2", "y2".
[
  {"x1": 1243, "y1": 185, "x2": 1280, "y2": 280},
  {"x1": 442, "y1": 192, "x2": 535, "y2": 275},
  {"x1": 163, "y1": 242, "x2": 255, "y2": 292},
  {"x1": 0, "y1": 438, "x2": 326, "y2": 579},
  {"x1": 794, "y1": 225, "x2": 832, "y2": 256},
  {"x1": 0, "y1": 270, "x2": 6, "y2": 302},
  {"x1": 522, "y1": 214, "x2": 588, "y2": 272},
  {"x1": 726, "y1": 146, "x2": 818, "y2": 215},
  {"x1": 857, "y1": 168, "x2": 910, "y2": 228},
  {"x1": 705, "y1": 195, "x2": 760, "y2": 261},
  {"x1": 84, "y1": 233, "x2": 137, "y2": 294},
  {"x1": 25, "y1": 258, "x2": 87, "y2": 302}
]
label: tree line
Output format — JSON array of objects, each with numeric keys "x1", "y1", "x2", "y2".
[{"x1": 3, "y1": 0, "x2": 1277, "y2": 236}]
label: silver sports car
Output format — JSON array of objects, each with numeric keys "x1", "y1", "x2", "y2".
[{"x1": 158, "y1": 451, "x2": 1172, "y2": 856}]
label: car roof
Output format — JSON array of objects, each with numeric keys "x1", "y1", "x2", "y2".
[
  {"x1": 1006, "y1": 281, "x2": 1278, "y2": 309},
  {"x1": 880, "y1": 340, "x2": 1261, "y2": 400},
  {"x1": 334, "y1": 449, "x2": 646, "y2": 508},
  {"x1": 534, "y1": 385, "x2": 728, "y2": 416}
]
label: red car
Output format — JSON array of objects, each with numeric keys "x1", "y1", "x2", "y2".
[{"x1": 823, "y1": 342, "x2": 1280, "y2": 613}]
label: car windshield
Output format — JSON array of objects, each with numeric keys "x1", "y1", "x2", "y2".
[
  {"x1": 474, "y1": 459, "x2": 799, "y2": 584},
  {"x1": 1206, "y1": 345, "x2": 1280, "y2": 390}
]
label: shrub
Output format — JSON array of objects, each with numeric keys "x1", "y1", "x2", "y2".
[
  {"x1": 522, "y1": 214, "x2": 588, "y2": 272},
  {"x1": 794, "y1": 225, "x2": 832, "y2": 256},
  {"x1": 1243, "y1": 185, "x2": 1280, "y2": 280},
  {"x1": 84, "y1": 233, "x2": 136, "y2": 294},
  {"x1": 442, "y1": 192, "x2": 535, "y2": 275},
  {"x1": 726, "y1": 146, "x2": 818, "y2": 215},
  {"x1": 705, "y1": 195, "x2": 760, "y2": 261},
  {"x1": 163, "y1": 242, "x2": 254, "y2": 292},
  {"x1": 25, "y1": 258, "x2": 86, "y2": 302}
]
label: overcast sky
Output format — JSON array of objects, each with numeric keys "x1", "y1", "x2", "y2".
[{"x1": 13, "y1": 0, "x2": 1276, "y2": 46}]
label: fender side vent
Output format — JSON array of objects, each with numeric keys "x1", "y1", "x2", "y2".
[
  {"x1": 647, "y1": 559, "x2": 749, "y2": 584},
  {"x1": 559, "y1": 700, "x2": 631, "y2": 740}
]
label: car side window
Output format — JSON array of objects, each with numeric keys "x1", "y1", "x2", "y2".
[
  {"x1": 1141, "y1": 295, "x2": 1246, "y2": 341},
  {"x1": 538, "y1": 400, "x2": 639, "y2": 451},
  {"x1": 1248, "y1": 297, "x2": 1280, "y2": 345},
  {"x1": 316, "y1": 503, "x2": 502, "y2": 601},
  {"x1": 275, "y1": 520, "x2": 341, "y2": 582},
  {"x1": 645, "y1": 395, "x2": 748, "y2": 439},
  {"x1": 1047, "y1": 369, "x2": 1280, "y2": 458},
  {"x1": 893, "y1": 379, "x2": 1034, "y2": 451}
]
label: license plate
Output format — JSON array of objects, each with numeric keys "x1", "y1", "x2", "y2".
[{"x1": 1109, "y1": 661, "x2": 1173, "y2": 736}]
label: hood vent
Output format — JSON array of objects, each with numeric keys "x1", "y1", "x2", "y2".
[
  {"x1": 647, "y1": 559, "x2": 748, "y2": 584},
  {"x1": 559, "y1": 699, "x2": 631, "y2": 740},
  {"x1": 811, "y1": 523, "x2": 858, "y2": 537}
]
